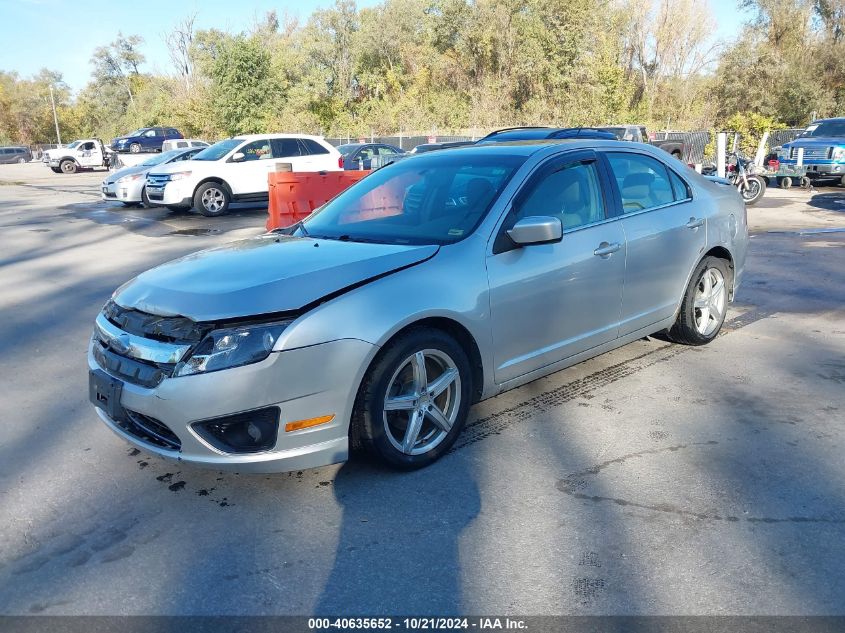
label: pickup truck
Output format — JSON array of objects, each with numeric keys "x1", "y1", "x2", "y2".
[
  {"x1": 46, "y1": 139, "x2": 110, "y2": 174},
  {"x1": 777, "y1": 118, "x2": 845, "y2": 185},
  {"x1": 598, "y1": 125, "x2": 686, "y2": 160}
]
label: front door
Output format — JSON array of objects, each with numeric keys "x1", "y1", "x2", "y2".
[
  {"x1": 234, "y1": 139, "x2": 279, "y2": 195},
  {"x1": 602, "y1": 151, "x2": 706, "y2": 335},
  {"x1": 77, "y1": 141, "x2": 102, "y2": 167},
  {"x1": 486, "y1": 152, "x2": 626, "y2": 384}
]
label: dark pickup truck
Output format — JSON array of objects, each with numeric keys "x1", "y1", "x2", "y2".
[{"x1": 598, "y1": 125, "x2": 686, "y2": 160}]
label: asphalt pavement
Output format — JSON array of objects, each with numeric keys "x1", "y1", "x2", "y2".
[{"x1": 0, "y1": 162, "x2": 843, "y2": 615}]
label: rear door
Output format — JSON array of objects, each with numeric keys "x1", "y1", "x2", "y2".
[
  {"x1": 486, "y1": 151, "x2": 627, "y2": 383},
  {"x1": 297, "y1": 138, "x2": 334, "y2": 171},
  {"x1": 601, "y1": 150, "x2": 705, "y2": 335}
]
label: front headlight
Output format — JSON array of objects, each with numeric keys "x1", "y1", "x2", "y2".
[
  {"x1": 832, "y1": 147, "x2": 845, "y2": 161},
  {"x1": 173, "y1": 321, "x2": 292, "y2": 377},
  {"x1": 168, "y1": 171, "x2": 192, "y2": 181},
  {"x1": 116, "y1": 173, "x2": 144, "y2": 184}
]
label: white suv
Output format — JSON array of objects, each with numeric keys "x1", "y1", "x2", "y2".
[{"x1": 145, "y1": 134, "x2": 343, "y2": 216}]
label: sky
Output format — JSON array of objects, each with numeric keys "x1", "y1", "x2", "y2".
[{"x1": 0, "y1": 0, "x2": 750, "y2": 93}]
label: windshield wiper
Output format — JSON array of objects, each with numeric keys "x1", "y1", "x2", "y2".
[{"x1": 275, "y1": 220, "x2": 310, "y2": 237}]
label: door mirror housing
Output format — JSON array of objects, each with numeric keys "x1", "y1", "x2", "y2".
[
  {"x1": 231, "y1": 152, "x2": 245, "y2": 162},
  {"x1": 507, "y1": 216, "x2": 563, "y2": 246}
]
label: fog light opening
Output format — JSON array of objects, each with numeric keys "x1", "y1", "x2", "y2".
[{"x1": 192, "y1": 407, "x2": 280, "y2": 454}]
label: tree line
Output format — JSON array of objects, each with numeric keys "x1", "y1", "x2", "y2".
[{"x1": 1, "y1": 0, "x2": 844, "y2": 146}]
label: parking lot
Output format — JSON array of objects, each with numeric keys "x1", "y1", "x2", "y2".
[{"x1": 0, "y1": 162, "x2": 843, "y2": 615}]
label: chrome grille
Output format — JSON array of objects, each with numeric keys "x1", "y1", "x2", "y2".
[
  {"x1": 146, "y1": 173, "x2": 171, "y2": 188},
  {"x1": 790, "y1": 146, "x2": 831, "y2": 160}
]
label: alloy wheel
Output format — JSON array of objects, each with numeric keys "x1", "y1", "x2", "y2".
[
  {"x1": 201, "y1": 188, "x2": 225, "y2": 213},
  {"x1": 693, "y1": 267, "x2": 726, "y2": 336},
  {"x1": 382, "y1": 349, "x2": 461, "y2": 456}
]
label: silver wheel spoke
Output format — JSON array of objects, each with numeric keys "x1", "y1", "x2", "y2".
[
  {"x1": 710, "y1": 301, "x2": 724, "y2": 322},
  {"x1": 425, "y1": 405, "x2": 452, "y2": 432},
  {"x1": 694, "y1": 297, "x2": 708, "y2": 309},
  {"x1": 385, "y1": 395, "x2": 417, "y2": 411},
  {"x1": 427, "y1": 367, "x2": 458, "y2": 398},
  {"x1": 711, "y1": 278, "x2": 725, "y2": 300},
  {"x1": 697, "y1": 307, "x2": 710, "y2": 333},
  {"x1": 402, "y1": 409, "x2": 424, "y2": 454},
  {"x1": 411, "y1": 351, "x2": 428, "y2": 394}
]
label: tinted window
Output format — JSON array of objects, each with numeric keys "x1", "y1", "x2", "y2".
[
  {"x1": 274, "y1": 138, "x2": 301, "y2": 158},
  {"x1": 669, "y1": 169, "x2": 691, "y2": 201},
  {"x1": 299, "y1": 139, "x2": 329, "y2": 155},
  {"x1": 605, "y1": 152, "x2": 674, "y2": 213},
  {"x1": 378, "y1": 145, "x2": 401, "y2": 155},
  {"x1": 240, "y1": 140, "x2": 274, "y2": 161},
  {"x1": 301, "y1": 153, "x2": 526, "y2": 245},
  {"x1": 513, "y1": 160, "x2": 605, "y2": 230}
]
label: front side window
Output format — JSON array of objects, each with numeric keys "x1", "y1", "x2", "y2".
[
  {"x1": 378, "y1": 146, "x2": 400, "y2": 156},
  {"x1": 240, "y1": 140, "x2": 274, "y2": 161},
  {"x1": 143, "y1": 130, "x2": 157, "y2": 138},
  {"x1": 512, "y1": 160, "x2": 605, "y2": 231},
  {"x1": 605, "y1": 152, "x2": 675, "y2": 213},
  {"x1": 300, "y1": 153, "x2": 526, "y2": 245}
]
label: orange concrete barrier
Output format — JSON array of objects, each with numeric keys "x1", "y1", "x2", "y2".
[{"x1": 266, "y1": 170, "x2": 370, "y2": 231}]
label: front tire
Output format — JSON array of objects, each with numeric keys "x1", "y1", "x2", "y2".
[
  {"x1": 738, "y1": 175, "x2": 765, "y2": 205},
  {"x1": 59, "y1": 159, "x2": 77, "y2": 174},
  {"x1": 666, "y1": 257, "x2": 731, "y2": 346},
  {"x1": 141, "y1": 186, "x2": 151, "y2": 208},
  {"x1": 129, "y1": 143, "x2": 141, "y2": 154},
  {"x1": 194, "y1": 182, "x2": 230, "y2": 216},
  {"x1": 351, "y1": 328, "x2": 472, "y2": 470},
  {"x1": 50, "y1": 167, "x2": 61, "y2": 173}
]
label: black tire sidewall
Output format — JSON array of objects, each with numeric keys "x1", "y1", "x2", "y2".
[
  {"x1": 141, "y1": 186, "x2": 150, "y2": 207},
  {"x1": 670, "y1": 256, "x2": 731, "y2": 345},
  {"x1": 356, "y1": 328, "x2": 473, "y2": 470},
  {"x1": 194, "y1": 182, "x2": 230, "y2": 217},
  {"x1": 60, "y1": 160, "x2": 76, "y2": 174}
]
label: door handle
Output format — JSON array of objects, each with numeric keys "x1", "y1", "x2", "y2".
[
  {"x1": 593, "y1": 242, "x2": 621, "y2": 257},
  {"x1": 686, "y1": 217, "x2": 704, "y2": 229}
]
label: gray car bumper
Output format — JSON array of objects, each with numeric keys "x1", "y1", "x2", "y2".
[{"x1": 89, "y1": 337, "x2": 377, "y2": 472}]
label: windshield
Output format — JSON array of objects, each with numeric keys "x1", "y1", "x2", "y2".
[
  {"x1": 124, "y1": 129, "x2": 144, "y2": 137},
  {"x1": 800, "y1": 121, "x2": 845, "y2": 138},
  {"x1": 140, "y1": 149, "x2": 183, "y2": 166},
  {"x1": 600, "y1": 127, "x2": 627, "y2": 140},
  {"x1": 65, "y1": 141, "x2": 81, "y2": 149},
  {"x1": 192, "y1": 138, "x2": 242, "y2": 161},
  {"x1": 300, "y1": 152, "x2": 526, "y2": 245}
]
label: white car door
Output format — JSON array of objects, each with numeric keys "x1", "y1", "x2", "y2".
[
  {"x1": 77, "y1": 142, "x2": 102, "y2": 167},
  {"x1": 232, "y1": 139, "x2": 278, "y2": 195}
]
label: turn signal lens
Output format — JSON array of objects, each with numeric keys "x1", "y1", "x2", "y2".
[{"x1": 285, "y1": 415, "x2": 335, "y2": 432}]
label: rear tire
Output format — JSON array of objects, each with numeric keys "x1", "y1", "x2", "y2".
[
  {"x1": 194, "y1": 182, "x2": 230, "y2": 216},
  {"x1": 666, "y1": 257, "x2": 731, "y2": 346},
  {"x1": 779, "y1": 176, "x2": 792, "y2": 189},
  {"x1": 17, "y1": 157, "x2": 26, "y2": 164},
  {"x1": 351, "y1": 328, "x2": 472, "y2": 470},
  {"x1": 59, "y1": 159, "x2": 77, "y2": 174}
]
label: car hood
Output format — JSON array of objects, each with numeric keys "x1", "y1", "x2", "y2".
[
  {"x1": 113, "y1": 234, "x2": 439, "y2": 322},
  {"x1": 105, "y1": 164, "x2": 150, "y2": 183},
  {"x1": 147, "y1": 159, "x2": 210, "y2": 176}
]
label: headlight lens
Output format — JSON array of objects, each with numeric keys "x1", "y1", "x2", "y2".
[
  {"x1": 168, "y1": 171, "x2": 192, "y2": 181},
  {"x1": 116, "y1": 173, "x2": 144, "y2": 183},
  {"x1": 173, "y1": 321, "x2": 292, "y2": 377},
  {"x1": 832, "y1": 147, "x2": 845, "y2": 161}
]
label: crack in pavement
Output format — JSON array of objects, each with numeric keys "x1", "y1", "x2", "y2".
[{"x1": 555, "y1": 442, "x2": 845, "y2": 524}]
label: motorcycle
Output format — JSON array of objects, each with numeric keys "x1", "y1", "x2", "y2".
[{"x1": 702, "y1": 151, "x2": 766, "y2": 206}]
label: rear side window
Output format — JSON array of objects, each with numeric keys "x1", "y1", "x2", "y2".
[
  {"x1": 298, "y1": 139, "x2": 329, "y2": 155},
  {"x1": 668, "y1": 169, "x2": 691, "y2": 201},
  {"x1": 605, "y1": 152, "x2": 675, "y2": 213},
  {"x1": 273, "y1": 138, "x2": 302, "y2": 158}
]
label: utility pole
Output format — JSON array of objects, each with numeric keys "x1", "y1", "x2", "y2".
[{"x1": 49, "y1": 84, "x2": 62, "y2": 145}]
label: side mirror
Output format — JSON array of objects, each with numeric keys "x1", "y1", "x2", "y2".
[
  {"x1": 231, "y1": 152, "x2": 245, "y2": 162},
  {"x1": 507, "y1": 216, "x2": 562, "y2": 246}
]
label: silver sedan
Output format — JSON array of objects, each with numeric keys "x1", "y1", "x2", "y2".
[
  {"x1": 100, "y1": 147, "x2": 203, "y2": 206},
  {"x1": 88, "y1": 140, "x2": 748, "y2": 471}
]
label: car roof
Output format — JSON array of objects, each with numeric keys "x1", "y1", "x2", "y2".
[
  {"x1": 811, "y1": 118, "x2": 845, "y2": 123},
  {"x1": 412, "y1": 138, "x2": 646, "y2": 157},
  {"x1": 233, "y1": 133, "x2": 327, "y2": 142},
  {"x1": 478, "y1": 127, "x2": 617, "y2": 142}
]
